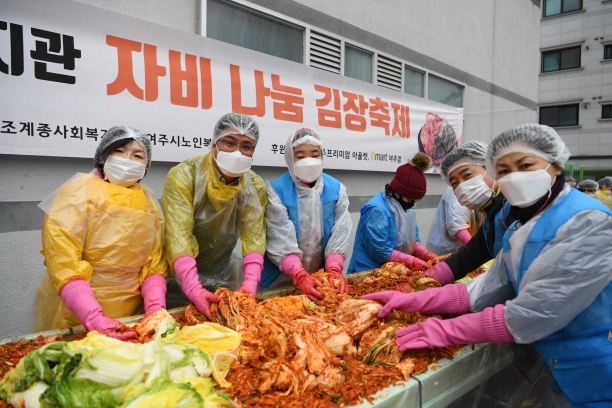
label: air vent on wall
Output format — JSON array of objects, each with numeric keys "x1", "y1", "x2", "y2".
[
  {"x1": 377, "y1": 55, "x2": 402, "y2": 91},
  {"x1": 309, "y1": 31, "x2": 341, "y2": 74}
]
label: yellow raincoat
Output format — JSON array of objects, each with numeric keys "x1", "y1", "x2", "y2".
[
  {"x1": 594, "y1": 190, "x2": 612, "y2": 210},
  {"x1": 35, "y1": 172, "x2": 167, "y2": 330},
  {"x1": 162, "y1": 152, "x2": 267, "y2": 291}
]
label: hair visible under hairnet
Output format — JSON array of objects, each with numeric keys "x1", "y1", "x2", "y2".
[
  {"x1": 598, "y1": 178, "x2": 612, "y2": 188},
  {"x1": 93, "y1": 126, "x2": 152, "y2": 175},
  {"x1": 577, "y1": 179, "x2": 599, "y2": 192},
  {"x1": 212, "y1": 113, "x2": 260, "y2": 145},
  {"x1": 284, "y1": 127, "x2": 324, "y2": 176},
  {"x1": 440, "y1": 141, "x2": 488, "y2": 185},
  {"x1": 485, "y1": 124, "x2": 571, "y2": 180}
]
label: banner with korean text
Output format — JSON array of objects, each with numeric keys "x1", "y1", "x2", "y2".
[{"x1": 0, "y1": 0, "x2": 463, "y2": 172}]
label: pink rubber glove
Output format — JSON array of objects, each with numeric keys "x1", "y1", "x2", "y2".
[
  {"x1": 361, "y1": 283, "x2": 470, "y2": 318},
  {"x1": 425, "y1": 261, "x2": 455, "y2": 285},
  {"x1": 293, "y1": 270, "x2": 324, "y2": 303},
  {"x1": 395, "y1": 304, "x2": 514, "y2": 351},
  {"x1": 455, "y1": 229, "x2": 472, "y2": 245},
  {"x1": 141, "y1": 274, "x2": 167, "y2": 317},
  {"x1": 238, "y1": 252, "x2": 264, "y2": 297},
  {"x1": 61, "y1": 279, "x2": 137, "y2": 341},
  {"x1": 412, "y1": 242, "x2": 438, "y2": 262},
  {"x1": 325, "y1": 253, "x2": 348, "y2": 294},
  {"x1": 173, "y1": 255, "x2": 221, "y2": 320},
  {"x1": 388, "y1": 249, "x2": 431, "y2": 272},
  {"x1": 280, "y1": 254, "x2": 304, "y2": 278}
]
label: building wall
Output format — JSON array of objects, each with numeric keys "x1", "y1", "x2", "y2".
[
  {"x1": 539, "y1": 0, "x2": 612, "y2": 170},
  {"x1": 0, "y1": 0, "x2": 541, "y2": 339}
]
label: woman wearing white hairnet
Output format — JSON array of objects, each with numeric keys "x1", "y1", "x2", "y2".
[
  {"x1": 261, "y1": 128, "x2": 352, "y2": 301},
  {"x1": 162, "y1": 113, "x2": 267, "y2": 320},
  {"x1": 363, "y1": 124, "x2": 612, "y2": 407},
  {"x1": 35, "y1": 126, "x2": 167, "y2": 340}
]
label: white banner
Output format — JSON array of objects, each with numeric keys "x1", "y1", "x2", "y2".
[{"x1": 0, "y1": 0, "x2": 463, "y2": 172}]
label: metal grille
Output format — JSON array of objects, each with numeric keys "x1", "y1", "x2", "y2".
[
  {"x1": 376, "y1": 55, "x2": 402, "y2": 91},
  {"x1": 309, "y1": 31, "x2": 341, "y2": 74}
]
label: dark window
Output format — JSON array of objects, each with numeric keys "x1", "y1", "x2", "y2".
[
  {"x1": 605, "y1": 45, "x2": 612, "y2": 60},
  {"x1": 540, "y1": 104, "x2": 579, "y2": 127},
  {"x1": 344, "y1": 44, "x2": 372, "y2": 83},
  {"x1": 603, "y1": 105, "x2": 612, "y2": 119},
  {"x1": 544, "y1": 0, "x2": 582, "y2": 17},
  {"x1": 542, "y1": 46, "x2": 581, "y2": 72},
  {"x1": 428, "y1": 75, "x2": 464, "y2": 108},
  {"x1": 206, "y1": 0, "x2": 303, "y2": 63}
]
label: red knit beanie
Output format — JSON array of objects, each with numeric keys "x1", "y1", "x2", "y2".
[{"x1": 390, "y1": 152, "x2": 432, "y2": 200}]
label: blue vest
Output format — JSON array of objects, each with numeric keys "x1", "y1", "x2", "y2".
[
  {"x1": 481, "y1": 201, "x2": 510, "y2": 257},
  {"x1": 347, "y1": 192, "x2": 420, "y2": 274},
  {"x1": 260, "y1": 172, "x2": 340, "y2": 288},
  {"x1": 503, "y1": 189, "x2": 612, "y2": 407}
]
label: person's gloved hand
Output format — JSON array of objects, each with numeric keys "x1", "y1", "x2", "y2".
[
  {"x1": 388, "y1": 249, "x2": 431, "y2": 272},
  {"x1": 412, "y1": 242, "x2": 438, "y2": 262},
  {"x1": 173, "y1": 256, "x2": 221, "y2": 320},
  {"x1": 394, "y1": 304, "x2": 514, "y2": 351},
  {"x1": 455, "y1": 229, "x2": 472, "y2": 245},
  {"x1": 325, "y1": 253, "x2": 348, "y2": 294},
  {"x1": 60, "y1": 279, "x2": 137, "y2": 341},
  {"x1": 293, "y1": 269, "x2": 324, "y2": 303},
  {"x1": 141, "y1": 274, "x2": 167, "y2": 317},
  {"x1": 361, "y1": 284, "x2": 470, "y2": 317},
  {"x1": 425, "y1": 261, "x2": 456, "y2": 285},
  {"x1": 238, "y1": 252, "x2": 264, "y2": 297}
]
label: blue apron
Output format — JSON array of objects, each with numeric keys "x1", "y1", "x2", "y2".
[
  {"x1": 503, "y1": 189, "x2": 612, "y2": 407},
  {"x1": 260, "y1": 172, "x2": 340, "y2": 288},
  {"x1": 481, "y1": 201, "x2": 510, "y2": 257}
]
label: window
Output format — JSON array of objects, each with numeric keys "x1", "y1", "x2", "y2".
[
  {"x1": 544, "y1": 0, "x2": 582, "y2": 17},
  {"x1": 605, "y1": 45, "x2": 612, "y2": 60},
  {"x1": 540, "y1": 104, "x2": 579, "y2": 127},
  {"x1": 344, "y1": 44, "x2": 372, "y2": 83},
  {"x1": 542, "y1": 46, "x2": 581, "y2": 72},
  {"x1": 206, "y1": 0, "x2": 303, "y2": 63},
  {"x1": 428, "y1": 75, "x2": 463, "y2": 108},
  {"x1": 404, "y1": 65, "x2": 424, "y2": 98},
  {"x1": 603, "y1": 105, "x2": 612, "y2": 119}
]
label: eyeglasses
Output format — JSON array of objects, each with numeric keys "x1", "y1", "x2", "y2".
[{"x1": 217, "y1": 138, "x2": 255, "y2": 155}]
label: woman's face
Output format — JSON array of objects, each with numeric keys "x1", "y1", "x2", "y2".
[
  {"x1": 495, "y1": 152, "x2": 559, "y2": 180},
  {"x1": 293, "y1": 144, "x2": 322, "y2": 162},
  {"x1": 106, "y1": 140, "x2": 147, "y2": 165}
]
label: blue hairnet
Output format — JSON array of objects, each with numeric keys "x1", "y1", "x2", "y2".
[
  {"x1": 440, "y1": 141, "x2": 488, "y2": 185},
  {"x1": 212, "y1": 113, "x2": 260, "y2": 145},
  {"x1": 94, "y1": 126, "x2": 152, "y2": 174},
  {"x1": 485, "y1": 124, "x2": 571, "y2": 180}
]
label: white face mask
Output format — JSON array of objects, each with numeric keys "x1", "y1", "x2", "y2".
[
  {"x1": 453, "y1": 173, "x2": 494, "y2": 210},
  {"x1": 497, "y1": 164, "x2": 553, "y2": 208},
  {"x1": 214, "y1": 150, "x2": 253, "y2": 178},
  {"x1": 586, "y1": 192, "x2": 595, "y2": 197},
  {"x1": 103, "y1": 155, "x2": 146, "y2": 187},
  {"x1": 293, "y1": 158, "x2": 323, "y2": 183}
]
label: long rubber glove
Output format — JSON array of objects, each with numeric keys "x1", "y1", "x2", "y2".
[
  {"x1": 455, "y1": 229, "x2": 472, "y2": 245},
  {"x1": 238, "y1": 252, "x2": 264, "y2": 297},
  {"x1": 282, "y1": 255, "x2": 324, "y2": 302},
  {"x1": 361, "y1": 283, "x2": 470, "y2": 318},
  {"x1": 141, "y1": 274, "x2": 167, "y2": 317},
  {"x1": 173, "y1": 255, "x2": 221, "y2": 320},
  {"x1": 325, "y1": 253, "x2": 349, "y2": 294},
  {"x1": 425, "y1": 261, "x2": 456, "y2": 285},
  {"x1": 388, "y1": 249, "x2": 431, "y2": 272},
  {"x1": 395, "y1": 304, "x2": 514, "y2": 351},
  {"x1": 412, "y1": 241, "x2": 438, "y2": 262},
  {"x1": 61, "y1": 279, "x2": 137, "y2": 341}
]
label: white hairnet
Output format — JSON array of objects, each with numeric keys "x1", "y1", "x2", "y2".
[
  {"x1": 94, "y1": 126, "x2": 152, "y2": 175},
  {"x1": 485, "y1": 124, "x2": 571, "y2": 180},
  {"x1": 598, "y1": 178, "x2": 612, "y2": 188},
  {"x1": 577, "y1": 179, "x2": 598, "y2": 191},
  {"x1": 212, "y1": 113, "x2": 260, "y2": 145},
  {"x1": 440, "y1": 141, "x2": 488, "y2": 185},
  {"x1": 284, "y1": 127, "x2": 324, "y2": 172}
]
